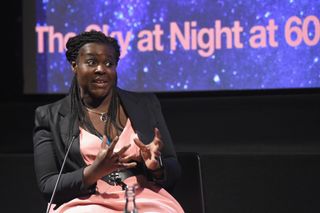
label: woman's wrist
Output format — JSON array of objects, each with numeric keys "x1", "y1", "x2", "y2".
[
  {"x1": 83, "y1": 164, "x2": 105, "y2": 187},
  {"x1": 150, "y1": 156, "x2": 165, "y2": 180}
]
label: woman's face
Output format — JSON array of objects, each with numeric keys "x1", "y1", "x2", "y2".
[{"x1": 72, "y1": 42, "x2": 117, "y2": 100}]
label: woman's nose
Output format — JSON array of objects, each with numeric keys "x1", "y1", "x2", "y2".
[{"x1": 94, "y1": 65, "x2": 106, "y2": 74}]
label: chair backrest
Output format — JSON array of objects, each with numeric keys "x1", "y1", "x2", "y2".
[{"x1": 173, "y1": 152, "x2": 205, "y2": 213}]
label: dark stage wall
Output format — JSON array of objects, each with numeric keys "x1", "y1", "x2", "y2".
[{"x1": 1, "y1": 1, "x2": 320, "y2": 212}]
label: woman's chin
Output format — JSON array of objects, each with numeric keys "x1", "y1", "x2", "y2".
[{"x1": 89, "y1": 89, "x2": 111, "y2": 100}]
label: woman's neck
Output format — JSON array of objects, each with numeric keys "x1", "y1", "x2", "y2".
[{"x1": 82, "y1": 93, "x2": 113, "y2": 112}]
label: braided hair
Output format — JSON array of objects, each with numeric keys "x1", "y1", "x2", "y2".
[
  {"x1": 66, "y1": 30, "x2": 120, "y2": 65},
  {"x1": 65, "y1": 30, "x2": 123, "y2": 141}
]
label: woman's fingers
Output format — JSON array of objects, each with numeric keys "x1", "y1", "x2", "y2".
[
  {"x1": 109, "y1": 144, "x2": 131, "y2": 164},
  {"x1": 108, "y1": 136, "x2": 119, "y2": 152},
  {"x1": 154, "y1": 128, "x2": 163, "y2": 150},
  {"x1": 120, "y1": 154, "x2": 141, "y2": 163},
  {"x1": 101, "y1": 136, "x2": 119, "y2": 161},
  {"x1": 116, "y1": 144, "x2": 131, "y2": 156},
  {"x1": 100, "y1": 135, "x2": 108, "y2": 149},
  {"x1": 154, "y1": 150, "x2": 161, "y2": 158},
  {"x1": 133, "y1": 136, "x2": 148, "y2": 152},
  {"x1": 109, "y1": 144, "x2": 130, "y2": 162},
  {"x1": 154, "y1": 128, "x2": 162, "y2": 140},
  {"x1": 119, "y1": 155, "x2": 131, "y2": 163},
  {"x1": 117, "y1": 161, "x2": 137, "y2": 169},
  {"x1": 125, "y1": 161, "x2": 137, "y2": 168}
]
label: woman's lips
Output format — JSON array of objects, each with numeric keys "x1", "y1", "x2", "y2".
[{"x1": 93, "y1": 80, "x2": 108, "y2": 87}]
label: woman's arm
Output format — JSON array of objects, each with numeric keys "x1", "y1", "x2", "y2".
[
  {"x1": 33, "y1": 106, "x2": 96, "y2": 205},
  {"x1": 148, "y1": 94, "x2": 182, "y2": 191}
]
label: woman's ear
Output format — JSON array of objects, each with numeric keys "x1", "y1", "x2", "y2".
[{"x1": 71, "y1": 61, "x2": 77, "y2": 74}]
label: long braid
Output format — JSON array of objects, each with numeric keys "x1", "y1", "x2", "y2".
[{"x1": 104, "y1": 86, "x2": 124, "y2": 142}]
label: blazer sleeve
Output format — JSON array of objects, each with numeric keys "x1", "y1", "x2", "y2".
[
  {"x1": 33, "y1": 106, "x2": 96, "y2": 205},
  {"x1": 148, "y1": 94, "x2": 181, "y2": 191}
]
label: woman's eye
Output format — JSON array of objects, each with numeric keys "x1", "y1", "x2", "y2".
[
  {"x1": 105, "y1": 61, "x2": 113, "y2": 67},
  {"x1": 86, "y1": 59, "x2": 96, "y2": 66}
]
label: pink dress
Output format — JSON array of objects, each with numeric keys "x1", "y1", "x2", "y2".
[{"x1": 50, "y1": 119, "x2": 184, "y2": 213}]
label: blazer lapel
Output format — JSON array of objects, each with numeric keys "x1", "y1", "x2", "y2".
[
  {"x1": 58, "y1": 96, "x2": 85, "y2": 168},
  {"x1": 58, "y1": 96, "x2": 75, "y2": 146},
  {"x1": 117, "y1": 88, "x2": 155, "y2": 144}
]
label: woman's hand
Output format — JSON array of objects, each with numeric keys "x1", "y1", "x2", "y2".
[
  {"x1": 133, "y1": 128, "x2": 164, "y2": 171},
  {"x1": 83, "y1": 135, "x2": 137, "y2": 187}
]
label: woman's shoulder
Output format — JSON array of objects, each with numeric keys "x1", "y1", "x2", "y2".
[
  {"x1": 35, "y1": 95, "x2": 71, "y2": 115},
  {"x1": 117, "y1": 87, "x2": 157, "y2": 100}
]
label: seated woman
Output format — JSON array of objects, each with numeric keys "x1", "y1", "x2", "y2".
[{"x1": 33, "y1": 30, "x2": 184, "y2": 212}]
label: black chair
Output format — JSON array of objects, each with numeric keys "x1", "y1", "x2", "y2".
[{"x1": 173, "y1": 152, "x2": 205, "y2": 213}]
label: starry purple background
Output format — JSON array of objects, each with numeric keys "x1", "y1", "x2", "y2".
[{"x1": 35, "y1": 0, "x2": 320, "y2": 93}]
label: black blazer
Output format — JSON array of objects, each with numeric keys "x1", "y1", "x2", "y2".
[{"x1": 33, "y1": 88, "x2": 181, "y2": 205}]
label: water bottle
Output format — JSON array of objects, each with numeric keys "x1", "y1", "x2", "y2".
[{"x1": 124, "y1": 184, "x2": 138, "y2": 213}]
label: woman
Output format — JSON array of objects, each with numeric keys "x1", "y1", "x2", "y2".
[{"x1": 33, "y1": 30, "x2": 184, "y2": 212}]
